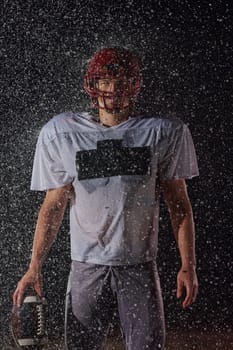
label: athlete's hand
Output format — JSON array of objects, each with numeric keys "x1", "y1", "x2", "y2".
[
  {"x1": 13, "y1": 268, "x2": 44, "y2": 307},
  {"x1": 176, "y1": 267, "x2": 198, "y2": 308}
]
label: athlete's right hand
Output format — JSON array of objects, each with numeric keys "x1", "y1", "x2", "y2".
[{"x1": 13, "y1": 268, "x2": 44, "y2": 307}]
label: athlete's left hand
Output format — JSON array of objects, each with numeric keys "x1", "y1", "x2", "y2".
[{"x1": 176, "y1": 267, "x2": 198, "y2": 308}]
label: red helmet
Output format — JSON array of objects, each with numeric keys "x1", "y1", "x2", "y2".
[{"x1": 84, "y1": 47, "x2": 142, "y2": 112}]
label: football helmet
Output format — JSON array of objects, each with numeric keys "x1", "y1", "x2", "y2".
[{"x1": 84, "y1": 47, "x2": 142, "y2": 113}]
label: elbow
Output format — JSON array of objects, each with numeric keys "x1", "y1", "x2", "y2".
[
  {"x1": 169, "y1": 200, "x2": 193, "y2": 223},
  {"x1": 172, "y1": 196, "x2": 193, "y2": 215}
]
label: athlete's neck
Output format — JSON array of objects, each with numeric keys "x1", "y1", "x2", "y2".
[{"x1": 99, "y1": 108, "x2": 130, "y2": 127}]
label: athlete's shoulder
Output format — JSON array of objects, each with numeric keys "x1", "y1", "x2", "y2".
[
  {"x1": 158, "y1": 115, "x2": 185, "y2": 131},
  {"x1": 37, "y1": 111, "x2": 93, "y2": 145},
  {"x1": 132, "y1": 114, "x2": 185, "y2": 130},
  {"x1": 42, "y1": 111, "x2": 80, "y2": 131}
]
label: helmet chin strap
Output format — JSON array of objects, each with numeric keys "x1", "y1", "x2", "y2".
[{"x1": 91, "y1": 94, "x2": 133, "y2": 114}]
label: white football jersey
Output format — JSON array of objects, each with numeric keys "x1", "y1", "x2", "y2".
[{"x1": 31, "y1": 112, "x2": 199, "y2": 265}]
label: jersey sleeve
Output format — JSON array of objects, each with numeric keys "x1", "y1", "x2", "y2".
[
  {"x1": 158, "y1": 122, "x2": 199, "y2": 180},
  {"x1": 30, "y1": 129, "x2": 74, "y2": 191}
]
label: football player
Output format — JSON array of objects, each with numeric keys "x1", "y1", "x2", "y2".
[{"x1": 13, "y1": 47, "x2": 199, "y2": 350}]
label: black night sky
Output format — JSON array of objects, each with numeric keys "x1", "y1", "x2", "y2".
[{"x1": 1, "y1": 0, "x2": 232, "y2": 348}]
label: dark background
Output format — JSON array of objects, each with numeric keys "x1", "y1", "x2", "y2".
[{"x1": 1, "y1": 0, "x2": 232, "y2": 348}]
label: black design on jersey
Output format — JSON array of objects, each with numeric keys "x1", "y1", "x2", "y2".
[{"x1": 76, "y1": 139, "x2": 151, "y2": 180}]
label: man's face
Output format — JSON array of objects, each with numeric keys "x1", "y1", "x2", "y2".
[{"x1": 96, "y1": 77, "x2": 130, "y2": 114}]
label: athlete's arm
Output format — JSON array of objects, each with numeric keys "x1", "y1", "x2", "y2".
[
  {"x1": 13, "y1": 183, "x2": 73, "y2": 306},
  {"x1": 160, "y1": 178, "x2": 198, "y2": 308}
]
